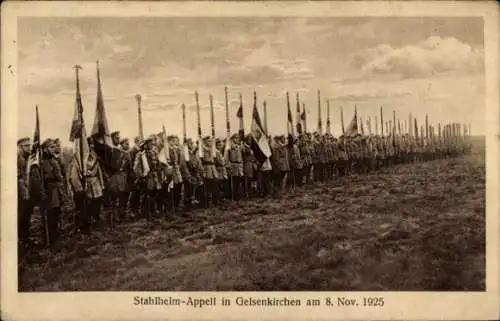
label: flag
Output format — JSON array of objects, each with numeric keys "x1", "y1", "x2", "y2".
[
  {"x1": 360, "y1": 117, "x2": 364, "y2": 135},
  {"x1": 344, "y1": 107, "x2": 358, "y2": 137},
  {"x1": 91, "y1": 61, "x2": 112, "y2": 146},
  {"x1": 26, "y1": 105, "x2": 41, "y2": 189},
  {"x1": 158, "y1": 125, "x2": 171, "y2": 166},
  {"x1": 414, "y1": 118, "x2": 419, "y2": 140},
  {"x1": 237, "y1": 94, "x2": 245, "y2": 141},
  {"x1": 250, "y1": 92, "x2": 271, "y2": 166},
  {"x1": 301, "y1": 103, "x2": 307, "y2": 133},
  {"x1": 70, "y1": 67, "x2": 90, "y2": 176},
  {"x1": 286, "y1": 92, "x2": 294, "y2": 136},
  {"x1": 181, "y1": 103, "x2": 190, "y2": 162},
  {"x1": 224, "y1": 86, "x2": 231, "y2": 161},
  {"x1": 296, "y1": 93, "x2": 302, "y2": 134},
  {"x1": 195, "y1": 91, "x2": 204, "y2": 158}
]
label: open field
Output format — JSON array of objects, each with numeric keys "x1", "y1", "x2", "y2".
[{"x1": 19, "y1": 139, "x2": 485, "y2": 291}]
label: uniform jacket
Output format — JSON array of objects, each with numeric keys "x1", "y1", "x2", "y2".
[
  {"x1": 41, "y1": 153, "x2": 69, "y2": 208},
  {"x1": 228, "y1": 144, "x2": 244, "y2": 177},
  {"x1": 168, "y1": 146, "x2": 183, "y2": 185},
  {"x1": 17, "y1": 151, "x2": 29, "y2": 201},
  {"x1": 215, "y1": 149, "x2": 228, "y2": 180},
  {"x1": 69, "y1": 151, "x2": 105, "y2": 199}
]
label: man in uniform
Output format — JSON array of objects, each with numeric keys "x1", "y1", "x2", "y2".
[
  {"x1": 108, "y1": 134, "x2": 132, "y2": 224},
  {"x1": 201, "y1": 136, "x2": 219, "y2": 207},
  {"x1": 167, "y1": 135, "x2": 183, "y2": 212},
  {"x1": 242, "y1": 135, "x2": 257, "y2": 197},
  {"x1": 298, "y1": 134, "x2": 311, "y2": 185},
  {"x1": 184, "y1": 138, "x2": 204, "y2": 209},
  {"x1": 129, "y1": 136, "x2": 143, "y2": 217},
  {"x1": 215, "y1": 138, "x2": 228, "y2": 201},
  {"x1": 40, "y1": 139, "x2": 67, "y2": 245},
  {"x1": 228, "y1": 134, "x2": 244, "y2": 200},
  {"x1": 273, "y1": 135, "x2": 290, "y2": 193},
  {"x1": 18, "y1": 137, "x2": 34, "y2": 249},
  {"x1": 288, "y1": 134, "x2": 303, "y2": 187}
]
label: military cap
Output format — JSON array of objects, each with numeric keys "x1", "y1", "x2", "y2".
[
  {"x1": 87, "y1": 137, "x2": 95, "y2": 145},
  {"x1": 17, "y1": 137, "x2": 30, "y2": 146},
  {"x1": 120, "y1": 138, "x2": 129, "y2": 145},
  {"x1": 41, "y1": 138, "x2": 55, "y2": 148},
  {"x1": 110, "y1": 131, "x2": 120, "y2": 138}
]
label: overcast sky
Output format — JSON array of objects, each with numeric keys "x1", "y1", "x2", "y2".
[{"x1": 18, "y1": 17, "x2": 484, "y2": 145}]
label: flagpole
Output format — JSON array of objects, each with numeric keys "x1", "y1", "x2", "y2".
[
  {"x1": 409, "y1": 113, "x2": 413, "y2": 138},
  {"x1": 375, "y1": 116, "x2": 378, "y2": 135},
  {"x1": 34, "y1": 105, "x2": 50, "y2": 247},
  {"x1": 209, "y1": 94, "x2": 216, "y2": 155},
  {"x1": 380, "y1": 106, "x2": 384, "y2": 137},
  {"x1": 317, "y1": 90, "x2": 322, "y2": 135},
  {"x1": 74, "y1": 64, "x2": 86, "y2": 236},
  {"x1": 296, "y1": 93, "x2": 301, "y2": 134},
  {"x1": 326, "y1": 100, "x2": 331, "y2": 135},
  {"x1": 224, "y1": 86, "x2": 234, "y2": 201},
  {"x1": 263, "y1": 100, "x2": 268, "y2": 136},
  {"x1": 341, "y1": 106, "x2": 345, "y2": 135},
  {"x1": 302, "y1": 103, "x2": 307, "y2": 134},
  {"x1": 135, "y1": 94, "x2": 144, "y2": 141}
]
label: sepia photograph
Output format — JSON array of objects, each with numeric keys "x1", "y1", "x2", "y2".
[{"x1": 2, "y1": 1, "x2": 499, "y2": 320}]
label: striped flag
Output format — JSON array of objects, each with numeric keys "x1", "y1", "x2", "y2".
[
  {"x1": 70, "y1": 66, "x2": 90, "y2": 177},
  {"x1": 250, "y1": 91, "x2": 272, "y2": 166},
  {"x1": 91, "y1": 60, "x2": 112, "y2": 146},
  {"x1": 301, "y1": 103, "x2": 307, "y2": 133}
]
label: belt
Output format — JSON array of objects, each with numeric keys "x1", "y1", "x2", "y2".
[
  {"x1": 230, "y1": 161, "x2": 242, "y2": 164},
  {"x1": 202, "y1": 162, "x2": 215, "y2": 165}
]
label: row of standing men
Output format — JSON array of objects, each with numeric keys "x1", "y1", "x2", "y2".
[{"x1": 17, "y1": 130, "x2": 471, "y2": 249}]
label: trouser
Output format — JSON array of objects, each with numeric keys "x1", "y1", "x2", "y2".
[
  {"x1": 110, "y1": 191, "x2": 129, "y2": 222},
  {"x1": 171, "y1": 183, "x2": 182, "y2": 210},
  {"x1": 229, "y1": 176, "x2": 242, "y2": 200},
  {"x1": 260, "y1": 170, "x2": 272, "y2": 197},
  {"x1": 183, "y1": 181, "x2": 194, "y2": 210},
  {"x1": 294, "y1": 167, "x2": 304, "y2": 186},
  {"x1": 273, "y1": 171, "x2": 286, "y2": 197},
  {"x1": 44, "y1": 206, "x2": 61, "y2": 244},
  {"x1": 195, "y1": 183, "x2": 207, "y2": 208},
  {"x1": 158, "y1": 184, "x2": 171, "y2": 215},
  {"x1": 313, "y1": 163, "x2": 322, "y2": 182},
  {"x1": 243, "y1": 176, "x2": 255, "y2": 197},
  {"x1": 74, "y1": 193, "x2": 102, "y2": 232},
  {"x1": 18, "y1": 198, "x2": 33, "y2": 245},
  {"x1": 129, "y1": 185, "x2": 142, "y2": 215},
  {"x1": 145, "y1": 189, "x2": 161, "y2": 219}
]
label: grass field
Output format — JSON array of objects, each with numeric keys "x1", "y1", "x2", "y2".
[{"x1": 19, "y1": 139, "x2": 485, "y2": 291}]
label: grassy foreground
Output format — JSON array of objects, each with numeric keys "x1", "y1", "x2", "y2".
[{"x1": 20, "y1": 146, "x2": 485, "y2": 291}]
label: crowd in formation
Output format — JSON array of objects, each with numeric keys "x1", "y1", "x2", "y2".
[{"x1": 17, "y1": 128, "x2": 471, "y2": 251}]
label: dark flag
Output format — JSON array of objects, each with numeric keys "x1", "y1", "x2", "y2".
[
  {"x1": 286, "y1": 92, "x2": 294, "y2": 136},
  {"x1": 91, "y1": 60, "x2": 112, "y2": 146},
  {"x1": 27, "y1": 105, "x2": 41, "y2": 187},
  {"x1": 296, "y1": 93, "x2": 302, "y2": 134},
  {"x1": 237, "y1": 94, "x2": 245, "y2": 141},
  {"x1": 250, "y1": 91, "x2": 272, "y2": 166},
  {"x1": 345, "y1": 106, "x2": 358, "y2": 137},
  {"x1": 70, "y1": 65, "x2": 90, "y2": 176},
  {"x1": 91, "y1": 61, "x2": 119, "y2": 174}
]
